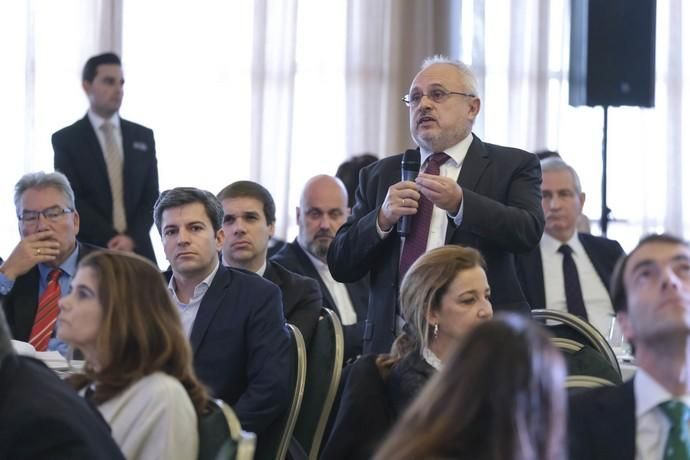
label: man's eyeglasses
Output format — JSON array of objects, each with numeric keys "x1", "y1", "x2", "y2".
[
  {"x1": 402, "y1": 88, "x2": 476, "y2": 108},
  {"x1": 18, "y1": 207, "x2": 74, "y2": 224}
]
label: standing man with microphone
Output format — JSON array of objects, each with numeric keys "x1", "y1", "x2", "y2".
[{"x1": 328, "y1": 56, "x2": 544, "y2": 354}]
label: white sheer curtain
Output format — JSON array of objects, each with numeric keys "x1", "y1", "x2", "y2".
[{"x1": 0, "y1": 0, "x2": 121, "y2": 259}]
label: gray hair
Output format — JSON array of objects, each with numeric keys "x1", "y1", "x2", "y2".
[
  {"x1": 0, "y1": 306, "x2": 15, "y2": 364},
  {"x1": 153, "y1": 187, "x2": 224, "y2": 233},
  {"x1": 14, "y1": 171, "x2": 76, "y2": 214},
  {"x1": 420, "y1": 55, "x2": 478, "y2": 96},
  {"x1": 540, "y1": 158, "x2": 583, "y2": 195}
]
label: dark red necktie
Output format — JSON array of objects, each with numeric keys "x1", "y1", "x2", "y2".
[
  {"x1": 29, "y1": 269, "x2": 62, "y2": 351},
  {"x1": 399, "y1": 152, "x2": 450, "y2": 279},
  {"x1": 558, "y1": 245, "x2": 588, "y2": 320}
]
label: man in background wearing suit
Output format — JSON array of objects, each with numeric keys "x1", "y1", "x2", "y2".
[
  {"x1": 0, "y1": 308, "x2": 124, "y2": 459},
  {"x1": 272, "y1": 175, "x2": 369, "y2": 361},
  {"x1": 328, "y1": 55, "x2": 543, "y2": 354},
  {"x1": 569, "y1": 234, "x2": 690, "y2": 460},
  {"x1": 516, "y1": 158, "x2": 624, "y2": 335},
  {"x1": 53, "y1": 52, "x2": 159, "y2": 263},
  {"x1": 0, "y1": 172, "x2": 98, "y2": 354},
  {"x1": 217, "y1": 181, "x2": 321, "y2": 346},
  {"x1": 154, "y1": 187, "x2": 289, "y2": 440}
]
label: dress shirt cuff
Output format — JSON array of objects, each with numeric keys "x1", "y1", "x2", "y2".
[
  {"x1": 0, "y1": 271, "x2": 15, "y2": 295},
  {"x1": 375, "y1": 217, "x2": 393, "y2": 239},
  {"x1": 448, "y1": 199, "x2": 464, "y2": 226}
]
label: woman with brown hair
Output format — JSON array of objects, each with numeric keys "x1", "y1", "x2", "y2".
[
  {"x1": 375, "y1": 314, "x2": 567, "y2": 460},
  {"x1": 57, "y1": 250, "x2": 208, "y2": 460},
  {"x1": 322, "y1": 245, "x2": 493, "y2": 459}
]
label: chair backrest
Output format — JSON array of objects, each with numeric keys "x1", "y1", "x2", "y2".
[
  {"x1": 256, "y1": 324, "x2": 307, "y2": 460},
  {"x1": 565, "y1": 374, "x2": 616, "y2": 389},
  {"x1": 292, "y1": 308, "x2": 344, "y2": 460},
  {"x1": 198, "y1": 398, "x2": 257, "y2": 460},
  {"x1": 532, "y1": 309, "x2": 621, "y2": 377}
]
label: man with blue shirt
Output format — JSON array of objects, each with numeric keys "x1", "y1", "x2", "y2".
[{"x1": 0, "y1": 171, "x2": 98, "y2": 353}]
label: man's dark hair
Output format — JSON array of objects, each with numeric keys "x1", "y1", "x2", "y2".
[
  {"x1": 217, "y1": 181, "x2": 276, "y2": 226},
  {"x1": 82, "y1": 52, "x2": 122, "y2": 83},
  {"x1": 336, "y1": 153, "x2": 378, "y2": 208},
  {"x1": 610, "y1": 233, "x2": 689, "y2": 313},
  {"x1": 153, "y1": 187, "x2": 224, "y2": 234}
]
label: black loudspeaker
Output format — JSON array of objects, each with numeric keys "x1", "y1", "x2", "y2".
[{"x1": 569, "y1": 0, "x2": 656, "y2": 107}]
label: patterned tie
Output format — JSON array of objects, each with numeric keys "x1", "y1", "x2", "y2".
[
  {"x1": 399, "y1": 152, "x2": 450, "y2": 279},
  {"x1": 100, "y1": 121, "x2": 127, "y2": 233},
  {"x1": 558, "y1": 244, "x2": 588, "y2": 320},
  {"x1": 659, "y1": 400, "x2": 690, "y2": 460},
  {"x1": 29, "y1": 269, "x2": 62, "y2": 351}
]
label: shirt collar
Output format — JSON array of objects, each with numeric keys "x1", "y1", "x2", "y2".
[
  {"x1": 419, "y1": 132, "x2": 474, "y2": 168},
  {"x1": 168, "y1": 260, "x2": 220, "y2": 302},
  {"x1": 422, "y1": 347, "x2": 443, "y2": 371},
  {"x1": 634, "y1": 367, "x2": 690, "y2": 417},
  {"x1": 541, "y1": 231, "x2": 582, "y2": 255},
  {"x1": 255, "y1": 260, "x2": 267, "y2": 277},
  {"x1": 38, "y1": 243, "x2": 79, "y2": 281},
  {"x1": 87, "y1": 109, "x2": 121, "y2": 131}
]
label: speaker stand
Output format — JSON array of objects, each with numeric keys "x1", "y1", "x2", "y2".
[{"x1": 600, "y1": 105, "x2": 612, "y2": 236}]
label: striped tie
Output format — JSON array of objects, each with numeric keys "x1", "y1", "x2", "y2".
[{"x1": 29, "y1": 269, "x2": 62, "y2": 351}]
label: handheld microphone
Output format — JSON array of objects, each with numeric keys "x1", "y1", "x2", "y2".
[{"x1": 398, "y1": 150, "x2": 420, "y2": 237}]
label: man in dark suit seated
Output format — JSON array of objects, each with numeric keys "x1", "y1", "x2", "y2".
[
  {"x1": 271, "y1": 175, "x2": 369, "y2": 361},
  {"x1": 327, "y1": 55, "x2": 543, "y2": 354},
  {"x1": 52, "y1": 52, "x2": 159, "y2": 263},
  {"x1": 0, "y1": 308, "x2": 124, "y2": 459},
  {"x1": 217, "y1": 181, "x2": 321, "y2": 346},
  {"x1": 0, "y1": 171, "x2": 98, "y2": 354},
  {"x1": 153, "y1": 187, "x2": 290, "y2": 438},
  {"x1": 569, "y1": 234, "x2": 690, "y2": 460},
  {"x1": 516, "y1": 157, "x2": 624, "y2": 335}
]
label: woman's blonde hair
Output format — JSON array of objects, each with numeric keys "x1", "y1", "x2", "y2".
[
  {"x1": 397, "y1": 245, "x2": 486, "y2": 356},
  {"x1": 68, "y1": 250, "x2": 208, "y2": 413}
]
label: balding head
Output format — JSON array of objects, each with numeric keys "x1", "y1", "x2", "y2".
[{"x1": 297, "y1": 175, "x2": 350, "y2": 262}]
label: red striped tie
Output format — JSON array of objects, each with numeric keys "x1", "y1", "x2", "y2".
[{"x1": 29, "y1": 269, "x2": 62, "y2": 351}]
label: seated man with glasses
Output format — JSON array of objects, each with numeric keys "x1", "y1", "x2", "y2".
[
  {"x1": 0, "y1": 171, "x2": 99, "y2": 354},
  {"x1": 328, "y1": 55, "x2": 544, "y2": 355}
]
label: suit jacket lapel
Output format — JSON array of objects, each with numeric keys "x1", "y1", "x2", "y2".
[
  {"x1": 291, "y1": 242, "x2": 338, "y2": 310},
  {"x1": 189, "y1": 267, "x2": 230, "y2": 354},
  {"x1": 579, "y1": 233, "x2": 610, "y2": 290},
  {"x1": 78, "y1": 115, "x2": 110, "y2": 182},
  {"x1": 444, "y1": 135, "x2": 490, "y2": 244},
  {"x1": 10, "y1": 268, "x2": 41, "y2": 341},
  {"x1": 596, "y1": 379, "x2": 636, "y2": 458}
]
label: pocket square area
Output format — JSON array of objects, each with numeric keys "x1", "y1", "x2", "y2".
[{"x1": 132, "y1": 141, "x2": 148, "y2": 151}]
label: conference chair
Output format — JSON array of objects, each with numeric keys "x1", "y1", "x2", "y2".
[
  {"x1": 532, "y1": 309, "x2": 622, "y2": 383},
  {"x1": 292, "y1": 308, "x2": 344, "y2": 460},
  {"x1": 198, "y1": 398, "x2": 256, "y2": 460},
  {"x1": 256, "y1": 324, "x2": 307, "y2": 460}
]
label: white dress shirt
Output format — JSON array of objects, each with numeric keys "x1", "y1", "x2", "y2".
[
  {"x1": 634, "y1": 368, "x2": 690, "y2": 460},
  {"x1": 540, "y1": 232, "x2": 614, "y2": 336},
  {"x1": 168, "y1": 261, "x2": 220, "y2": 337},
  {"x1": 300, "y1": 243, "x2": 357, "y2": 326}
]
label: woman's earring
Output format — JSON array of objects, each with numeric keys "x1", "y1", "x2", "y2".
[{"x1": 433, "y1": 323, "x2": 439, "y2": 338}]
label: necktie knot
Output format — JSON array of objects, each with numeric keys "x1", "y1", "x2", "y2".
[
  {"x1": 100, "y1": 121, "x2": 114, "y2": 135},
  {"x1": 428, "y1": 152, "x2": 450, "y2": 170},
  {"x1": 660, "y1": 400, "x2": 690, "y2": 425},
  {"x1": 558, "y1": 244, "x2": 573, "y2": 256},
  {"x1": 48, "y1": 268, "x2": 61, "y2": 283}
]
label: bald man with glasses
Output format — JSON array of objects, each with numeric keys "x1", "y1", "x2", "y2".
[{"x1": 328, "y1": 55, "x2": 544, "y2": 354}]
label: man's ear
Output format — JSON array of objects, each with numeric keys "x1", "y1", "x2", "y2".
[
  {"x1": 617, "y1": 311, "x2": 634, "y2": 343},
  {"x1": 295, "y1": 206, "x2": 301, "y2": 224},
  {"x1": 215, "y1": 228, "x2": 225, "y2": 251}
]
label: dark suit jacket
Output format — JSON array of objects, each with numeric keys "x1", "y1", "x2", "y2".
[
  {"x1": 167, "y1": 265, "x2": 290, "y2": 437},
  {"x1": 0, "y1": 354, "x2": 124, "y2": 459},
  {"x1": 271, "y1": 239, "x2": 369, "y2": 360},
  {"x1": 1, "y1": 242, "x2": 99, "y2": 341},
  {"x1": 568, "y1": 379, "x2": 636, "y2": 460},
  {"x1": 52, "y1": 115, "x2": 159, "y2": 262},
  {"x1": 263, "y1": 260, "x2": 321, "y2": 346},
  {"x1": 516, "y1": 233, "x2": 625, "y2": 309},
  {"x1": 328, "y1": 135, "x2": 544, "y2": 353}
]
